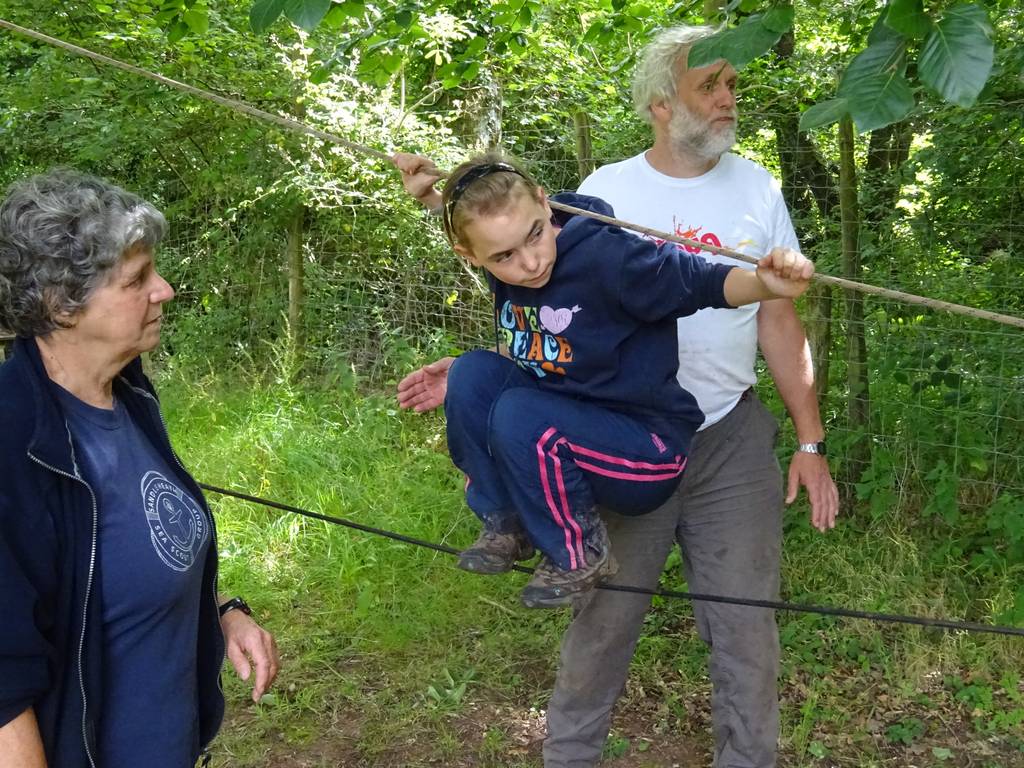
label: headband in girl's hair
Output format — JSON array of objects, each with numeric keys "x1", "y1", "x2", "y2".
[{"x1": 443, "y1": 162, "x2": 528, "y2": 242}]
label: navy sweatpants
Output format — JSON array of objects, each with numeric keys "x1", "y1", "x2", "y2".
[{"x1": 444, "y1": 350, "x2": 689, "y2": 571}]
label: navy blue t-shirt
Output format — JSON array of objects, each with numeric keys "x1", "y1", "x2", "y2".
[
  {"x1": 54, "y1": 385, "x2": 211, "y2": 768},
  {"x1": 491, "y1": 192, "x2": 735, "y2": 443}
]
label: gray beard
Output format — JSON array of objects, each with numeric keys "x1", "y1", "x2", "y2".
[{"x1": 668, "y1": 105, "x2": 737, "y2": 162}]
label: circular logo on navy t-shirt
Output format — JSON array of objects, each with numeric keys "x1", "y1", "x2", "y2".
[{"x1": 141, "y1": 471, "x2": 208, "y2": 572}]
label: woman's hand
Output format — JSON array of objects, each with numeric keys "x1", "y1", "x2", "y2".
[
  {"x1": 755, "y1": 247, "x2": 814, "y2": 299},
  {"x1": 396, "y1": 357, "x2": 454, "y2": 413},
  {"x1": 391, "y1": 152, "x2": 443, "y2": 211},
  {"x1": 221, "y1": 610, "x2": 280, "y2": 703}
]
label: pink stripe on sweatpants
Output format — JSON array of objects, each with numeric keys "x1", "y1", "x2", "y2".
[
  {"x1": 536, "y1": 427, "x2": 583, "y2": 570},
  {"x1": 547, "y1": 435, "x2": 587, "y2": 567},
  {"x1": 568, "y1": 441, "x2": 686, "y2": 473},
  {"x1": 576, "y1": 457, "x2": 687, "y2": 482}
]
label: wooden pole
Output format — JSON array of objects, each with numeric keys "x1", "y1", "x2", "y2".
[
  {"x1": 287, "y1": 204, "x2": 305, "y2": 357},
  {"x1": 574, "y1": 110, "x2": 595, "y2": 183},
  {"x1": 839, "y1": 116, "x2": 871, "y2": 484}
]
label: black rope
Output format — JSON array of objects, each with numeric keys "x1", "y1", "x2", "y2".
[{"x1": 198, "y1": 483, "x2": 1024, "y2": 638}]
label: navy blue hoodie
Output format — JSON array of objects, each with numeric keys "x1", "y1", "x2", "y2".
[
  {"x1": 0, "y1": 337, "x2": 225, "y2": 767},
  {"x1": 492, "y1": 192, "x2": 735, "y2": 446}
]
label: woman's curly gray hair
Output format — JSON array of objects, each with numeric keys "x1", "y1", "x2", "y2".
[
  {"x1": 0, "y1": 168, "x2": 166, "y2": 337},
  {"x1": 632, "y1": 25, "x2": 718, "y2": 124}
]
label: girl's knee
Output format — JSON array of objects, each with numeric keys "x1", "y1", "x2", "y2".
[
  {"x1": 490, "y1": 388, "x2": 548, "y2": 450},
  {"x1": 449, "y1": 350, "x2": 508, "y2": 391},
  {"x1": 447, "y1": 351, "x2": 507, "y2": 406}
]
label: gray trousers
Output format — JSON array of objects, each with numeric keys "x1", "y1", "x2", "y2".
[{"x1": 543, "y1": 391, "x2": 783, "y2": 768}]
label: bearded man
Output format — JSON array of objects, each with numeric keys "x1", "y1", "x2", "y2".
[{"x1": 541, "y1": 24, "x2": 839, "y2": 768}]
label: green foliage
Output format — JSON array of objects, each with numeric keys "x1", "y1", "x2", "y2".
[
  {"x1": 885, "y1": 0, "x2": 932, "y2": 40},
  {"x1": 2, "y1": 1, "x2": 1024, "y2": 764},
  {"x1": 601, "y1": 732, "x2": 630, "y2": 759},
  {"x1": 156, "y1": 374, "x2": 1024, "y2": 765},
  {"x1": 793, "y1": 2, "x2": 998, "y2": 132},
  {"x1": 424, "y1": 667, "x2": 475, "y2": 708},
  {"x1": 687, "y1": 6, "x2": 793, "y2": 70},
  {"x1": 917, "y1": 4, "x2": 995, "y2": 107},
  {"x1": 836, "y1": 36, "x2": 915, "y2": 132},
  {"x1": 885, "y1": 717, "x2": 926, "y2": 745}
]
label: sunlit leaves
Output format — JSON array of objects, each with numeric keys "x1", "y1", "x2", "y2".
[
  {"x1": 799, "y1": 2, "x2": 995, "y2": 132},
  {"x1": 918, "y1": 3, "x2": 994, "y2": 107},
  {"x1": 158, "y1": 0, "x2": 210, "y2": 41}
]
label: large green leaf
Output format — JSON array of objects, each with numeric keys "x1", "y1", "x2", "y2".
[
  {"x1": 687, "y1": 14, "x2": 787, "y2": 70},
  {"x1": 884, "y1": 0, "x2": 932, "y2": 40},
  {"x1": 918, "y1": 3, "x2": 994, "y2": 108},
  {"x1": 799, "y1": 97, "x2": 849, "y2": 131},
  {"x1": 183, "y1": 8, "x2": 210, "y2": 35},
  {"x1": 250, "y1": 0, "x2": 287, "y2": 33},
  {"x1": 167, "y1": 19, "x2": 191, "y2": 43},
  {"x1": 844, "y1": 71, "x2": 915, "y2": 132},
  {"x1": 838, "y1": 38, "x2": 906, "y2": 95},
  {"x1": 284, "y1": 0, "x2": 334, "y2": 32},
  {"x1": 868, "y1": 8, "x2": 903, "y2": 44},
  {"x1": 835, "y1": 37, "x2": 912, "y2": 132},
  {"x1": 760, "y1": 3, "x2": 794, "y2": 34}
]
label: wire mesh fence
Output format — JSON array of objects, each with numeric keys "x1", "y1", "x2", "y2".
[{"x1": 156, "y1": 110, "x2": 1024, "y2": 536}]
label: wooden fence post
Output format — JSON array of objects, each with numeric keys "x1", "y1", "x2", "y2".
[
  {"x1": 287, "y1": 204, "x2": 306, "y2": 358},
  {"x1": 839, "y1": 116, "x2": 871, "y2": 488},
  {"x1": 574, "y1": 110, "x2": 595, "y2": 183}
]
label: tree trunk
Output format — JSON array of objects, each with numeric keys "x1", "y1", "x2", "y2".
[
  {"x1": 457, "y1": 68, "x2": 503, "y2": 150},
  {"x1": 771, "y1": 30, "x2": 837, "y2": 414},
  {"x1": 287, "y1": 204, "x2": 306, "y2": 358},
  {"x1": 805, "y1": 282, "x2": 833, "y2": 407},
  {"x1": 838, "y1": 117, "x2": 870, "y2": 488},
  {"x1": 574, "y1": 110, "x2": 595, "y2": 184}
]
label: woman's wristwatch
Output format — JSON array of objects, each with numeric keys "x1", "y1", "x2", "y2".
[{"x1": 219, "y1": 596, "x2": 252, "y2": 618}]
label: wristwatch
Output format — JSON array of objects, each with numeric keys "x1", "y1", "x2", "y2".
[
  {"x1": 218, "y1": 596, "x2": 252, "y2": 618},
  {"x1": 797, "y1": 441, "x2": 827, "y2": 456}
]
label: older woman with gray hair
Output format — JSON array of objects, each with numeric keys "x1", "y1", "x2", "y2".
[{"x1": 0, "y1": 169, "x2": 279, "y2": 768}]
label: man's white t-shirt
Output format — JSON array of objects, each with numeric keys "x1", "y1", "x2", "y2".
[{"x1": 578, "y1": 151, "x2": 799, "y2": 429}]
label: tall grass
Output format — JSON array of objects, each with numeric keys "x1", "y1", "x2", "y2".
[{"x1": 157, "y1": 369, "x2": 1023, "y2": 767}]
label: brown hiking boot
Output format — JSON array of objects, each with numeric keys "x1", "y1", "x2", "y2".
[
  {"x1": 457, "y1": 529, "x2": 535, "y2": 574},
  {"x1": 520, "y1": 522, "x2": 618, "y2": 609}
]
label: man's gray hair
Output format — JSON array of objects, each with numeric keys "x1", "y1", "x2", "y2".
[
  {"x1": 0, "y1": 169, "x2": 166, "y2": 337},
  {"x1": 632, "y1": 24, "x2": 718, "y2": 124}
]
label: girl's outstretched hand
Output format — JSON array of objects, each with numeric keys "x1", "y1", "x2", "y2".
[
  {"x1": 391, "y1": 152, "x2": 443, "y2": 210},
  {"x1": 397, "y1": 356, "x2": 455, "y2": 412},
  {"x1": 756, "y1": 247, "x2": 815, "y2": 299}
]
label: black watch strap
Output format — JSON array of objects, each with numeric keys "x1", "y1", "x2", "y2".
[{"x1": 219, "y1": 596, "x2": 251, "y2": 617}]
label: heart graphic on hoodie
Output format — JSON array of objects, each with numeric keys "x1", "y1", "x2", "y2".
[{"x1": 539, "y1": 305, "x2": 581, "y2": 334}]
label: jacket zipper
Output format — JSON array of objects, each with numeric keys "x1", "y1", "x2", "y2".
[{"x1": 27, "y1": 448, "x2": 99, "y2": 768}]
